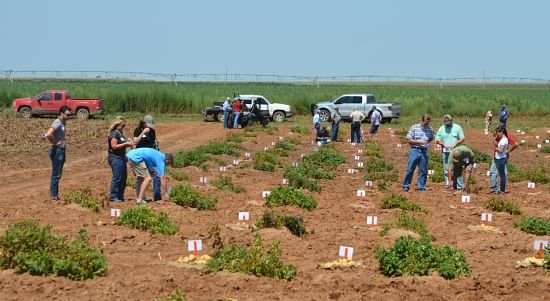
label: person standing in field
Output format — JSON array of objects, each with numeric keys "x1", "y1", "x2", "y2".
[
  {"x1": 312, "y1": 109, "x2": 321, "y2": 134},
  {"x1": 232, "y1": 98, "x2": 243, "y2": 129},
  {"x1": 45, "y1": 106, "x2": 71, "y2": 201},
  {"x1": 350, "y1": 108, "x2": 365, "y2": 143},
  {"x1": 222, "y1": 97, "x2": 232, "y2": 129},
  {"x1": 402, "y1": 114, "x2": 434, "y2": 192},
  {"x1": 369, "y1": 106, "x2": 382, "y2": 140},
  {"x1": 435, "y1": 115, "x2": 465, "y2": 190},
  {"x1": 447, "y1": 145, "x2": 475, "y2": 191},
  {"x1": 127, "y1": 148, "x2": 173, "y2": 204},
  {"x1": 485, "y1": 109, "x2": 493, "y2": 131},
  {"x1": 499, "y1": 105, "x2": 509, "y2": 128},
  {"x1": 133, "y1": 115, "x2": 161, "y2": 201},
  {"x1": 488, "y1": 125, "x2": 517, "y2": 194},
  {"x1": 331, "y1": 107, "x2": 341, "y2": 141},
  {"x1": 108, "y1": 116, "x2": 133, "y2": 202},
  {"x1": 491, "y1": 126, "x2": 510, "y2": 194}
]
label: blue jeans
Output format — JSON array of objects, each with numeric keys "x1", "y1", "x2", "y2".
[
  {"x1": 49, "y1": 147, "x2": 66, "y2": 198},
  {"x1": 351, "y1": 121, "x2": 362, "y2": 143},
  {"x1": 223, "y1": 111, "x2": 231, "y2": 128},
  {"x1": 109, "y1": 156, "x2": 127, "y2": 201},
  {"x1": 442, "y1": 152, "x2": 464, "y2": 189},
  {"x1": 491, "y1": 158, "x2": 508, "y2": 192},
  {"x1": 135, "y1": 167, "x2": 161, "y2": 201},
  {"x1": 490, "y1": 160, "x2": 508, "y2": 191},
  {"x1": 331, "y1": 121, "x2": 340, "y2": 141},
  {"x1": 403, "y1": 148, "x2": 428, "y2": 190},
  {"x1": 233, "y1": 112, "x2": 241, "y2": 129}
]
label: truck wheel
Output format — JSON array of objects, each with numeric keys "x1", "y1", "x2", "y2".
[
  {"x1": 319, "y1": 109, "x2": 330, "y2": 122},
  {"x1": 19, "y1": 106, "x2": 32, "y2": 118},
  {"x1": 216, "y1": 112, "x2": 224, "y2": 122},
  {"x1": 76, "y1": 108, "x2": 90, "y2": 120},
  {"x1": 272, "y1": 111, "x2": 285, "y2": 122}
]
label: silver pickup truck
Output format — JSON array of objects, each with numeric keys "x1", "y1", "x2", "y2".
[{"x1": 311, "y1": 94, "x2": 401, "y2": 123}]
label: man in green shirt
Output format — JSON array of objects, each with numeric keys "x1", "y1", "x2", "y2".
[
  {"x1": 435, "y1": 115, "x2": 465, "y2": 189},
  {"x1": 448, "y1": 145, "x2": 475, "y2": 191}
]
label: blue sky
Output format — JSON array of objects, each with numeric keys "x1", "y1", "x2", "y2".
[{"x1": 3, "y1": 0, "x2": 549, "y2": 79}]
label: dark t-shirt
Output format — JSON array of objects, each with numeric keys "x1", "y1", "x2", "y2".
[
  {"x1": 133, "y1": 127, "x2": 157, "y2": 149},
  {"x1": 108, "y1": 130, "x2": 127, "y2": 158}
]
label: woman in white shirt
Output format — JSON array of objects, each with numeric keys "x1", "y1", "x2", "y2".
[{"x1": 493, "y1": 127, "x2": 509, "y2": 193}]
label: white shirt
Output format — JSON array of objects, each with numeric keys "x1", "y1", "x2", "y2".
[
  {"x1": 371, "y1": 110, "x2": 381, "y2": 125},
  {"x1": 350, "y1": 111, "x2": 365, "y2": 122},
  {"x1": 495, "y1": 136, "x2": 509, "y2": 160},
  {"x1": 313, "y1": 113, "x2": 320, "y2": 126}
]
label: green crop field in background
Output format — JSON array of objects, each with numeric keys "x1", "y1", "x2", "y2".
[{"x1": 1, "y1": 79, "x2": 549, "y2": 117}]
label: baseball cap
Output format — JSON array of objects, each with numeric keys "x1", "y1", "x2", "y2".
[
  {"x1": 443, "y1": 114, "x2": 452, "y2": 122},
  {"x1": 144, "y1": 115, "x2": 155, "y2": 128}
]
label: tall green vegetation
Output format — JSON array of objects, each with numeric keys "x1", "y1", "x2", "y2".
[{"x1": 3, "y1": 80, "x2": 550, "y2": 116}]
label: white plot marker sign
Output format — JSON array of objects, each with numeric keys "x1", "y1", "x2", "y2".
[
  {"x1": 199, "y1": 176, "x2": 208, "y2": 185},
  {"x1": 528, "y1": 181, "x2": 536, "y2": 190},
  {"x1": 261, "y1": 191, "x2": 271, "y2": 198},
  {"x1": 238, "y1": 211, "x2": 250, "y2": 224},
  {"x1": 338, "y1": 246, "x2": 354, "y2": 260},
  {"x1": 534, "y1": 240, "x2": 549, "y2": 258},
  {"x1": 461, "y1": 195, "x2": 471, "y2": 207},
  {"x1": 366, "y1": 215, "x2": 378, "y2": 225},
  {"x1": 188, "y1": 240, "x2": 203, "y2": 256},
  {"x1": 232, "y1": 159, "x2": 240, "y2": 166},
  {"x1": 357, "y1": 189, "x2": 366, "y2": 205},
  {"x1": 281, "y1": 178, "x2": 289, "y2": 185},
  {"x1": 357, "y1": 162, "x2": 364, "y2": 168},
  {"x1": 111, "y1": 208, "x2": 121, "y2": 224},
  {"x1": 481, "y1": 212, "x2": 492, "y2": 225},
  {"x1": 427, "y1": 170, "x2": 434, "y2": 176},
  {"x1": 219, "y1": 166, "x2": 227, "y2": 172},
  {"x1": 365, "y1": 180, "x2": 373, "y2": 188},
  {"x1": 347, "y1": 168, "x2": 356, "y2": 174}
]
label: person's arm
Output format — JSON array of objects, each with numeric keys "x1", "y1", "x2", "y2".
[
  {"x1": 45, "y1": 127, "x2": 61, "y2": 146},
  {"x1": 111, "y1": 137, "x2": 132, "y2": 150},
  {"x1": 133, "y1": 127, "x2": 150, "y2": 144}
]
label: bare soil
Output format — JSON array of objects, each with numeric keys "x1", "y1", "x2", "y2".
[{"x1": 1, "y1": 117, "x2": 550, "y2": 301}]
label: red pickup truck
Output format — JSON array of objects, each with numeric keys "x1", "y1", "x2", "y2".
[{"x1": 12, "y1": 90, "x2": 104, "y2": 119}]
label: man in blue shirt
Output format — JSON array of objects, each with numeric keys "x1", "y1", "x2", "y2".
[
  {"x1": 402, "y1": 114, "x2": 435, "y2": 192},
  {"x1": 127, "y1": 148, "x2": 173, "y2": 204},
  {"x1": 499, "y1": 105, "x2": 508, "y2": 128}
]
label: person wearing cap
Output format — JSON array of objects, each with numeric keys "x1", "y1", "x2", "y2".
[
  {"x1": 312, "y1": 109, "x2": 321, "y2": 134},
  {"x1": 435, "y1": 114, "x2": 465, "y2": 190},
  {"x1": 133, "y1": 115, "x2": 161, "y2": 201},
  {"x1": 499, "y1": 105, "x2": 508, "y2": 128},
  {"x1": 222, "y1": 97, "x2": 232, "y2": 129},
  {"x1": 402, "y1": 114, "x2": 434, "y2": 192},
  {"x1": 447, "y1": 145, "x2": 475, "y2": 191},
  {"x1": 127, "y1": 148, "x2": 173, "y2": 204},
  {"x1": 350, "y1": 108, "x2": 366, "y2": 143}
]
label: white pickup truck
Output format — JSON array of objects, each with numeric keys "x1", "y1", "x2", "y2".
[
  {"x1": 311, "y1": 94, "x2": 401, "y2": 123},
  {"x1": 236, "y1": 94, "x2": 294, "y2": 122}
]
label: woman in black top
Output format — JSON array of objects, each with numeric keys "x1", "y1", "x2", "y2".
[
  {"x1": 108, "y1": 117, "x2": 133, "y2": 202},
  {"x1": 133, "y1": 115, "x2": 161, "y2": 201},
  {"x1": 133, "y1": 120, "x2": 157, "y2": 149}
]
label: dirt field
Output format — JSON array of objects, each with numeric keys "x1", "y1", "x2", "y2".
[{"x1": 1, "y1": 116, "x2": 550, "y2": 301}]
